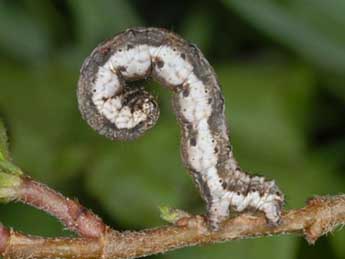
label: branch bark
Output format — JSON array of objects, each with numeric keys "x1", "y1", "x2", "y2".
[
  {"x1": 16, "y1": 176, "x2": 107, "y2": 238},
  {"x1": 1, "y1": 194, "x2": 344, "y2": 259}
]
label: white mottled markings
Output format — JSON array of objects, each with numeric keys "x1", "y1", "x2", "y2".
[
  {"x1": 91, "y1": 44, "x2": 154, "y2": 129},
  {"x1": 178, "y1": 70, "x2": 231, "y2": 225},
  {"x1": 109, "y1": 45, "x2": 151, "y2": 78},
  {"x1": 150, "y1": 46, "x2": 193, "y2": 85},
  {"x1": 93, "y1": 66, "x2": 121, "y2": 98},
  {"x1": 92, "y1": 44, "x2": 195, "y2": 130}
]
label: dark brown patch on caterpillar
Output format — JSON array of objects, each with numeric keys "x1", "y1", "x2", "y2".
[
  {"x1": 192, "y1": 169, "x2": 213, "y2": 205},
  {"x1": 118, "y1": 66, "x2": 127, "y2": 73},
  {"x1": 190, "y1": 138, "x2": 197, "y2": 146},
  {"x1": 155, "y1": 58, "x2": 165, "y2": 68},
  {"x1": 182, "y1": 88, "x2": 190, "y2": 97}
]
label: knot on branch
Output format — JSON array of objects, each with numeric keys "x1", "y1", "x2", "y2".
[{"x1": 304, "y1": 195, "x2": 345, "y2": 244}]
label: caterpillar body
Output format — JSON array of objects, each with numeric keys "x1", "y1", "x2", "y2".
[{"x1": 77, "y1": 27, "x2": 284, "y2": 230}]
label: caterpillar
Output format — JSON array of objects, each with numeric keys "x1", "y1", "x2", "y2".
[{"x1": 77, "y1": 27, "x2": 284, "y2": 230}]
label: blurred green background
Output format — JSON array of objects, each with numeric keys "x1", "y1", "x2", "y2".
[{"x1": 0, "y1": 0, "x2": 344, "y2": 258}]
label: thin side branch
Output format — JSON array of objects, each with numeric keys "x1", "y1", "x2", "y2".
[
  {"x1": 14, "y1": 176, "x2": 108, "y2": 238},
  {"x1": 1, "y1": 195, "x2": 344, "y2": 259}
]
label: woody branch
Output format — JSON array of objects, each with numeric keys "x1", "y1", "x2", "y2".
[{"x1": 0, "y1": 171, "x2": 344, "y2": 259}]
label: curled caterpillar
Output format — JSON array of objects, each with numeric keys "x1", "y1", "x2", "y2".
[{"x1": 77, "y1": 27, "x2": 284, "y2": 230}]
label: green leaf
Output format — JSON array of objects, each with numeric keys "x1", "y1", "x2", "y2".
[
  {"x1": 0, "y1": 170, "x2": 21, "y2": 202},
  {"x1": 0, "y1": 160, "x2": 23, "y2": 176},
  {"x1": 159, "y1": 206, "x2": 191, "y2": 224},
  {"x1": 222, "y1": 0, "x2": 345, "y2": 74}
]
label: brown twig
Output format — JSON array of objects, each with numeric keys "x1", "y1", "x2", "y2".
[
  {"x1": 14, "y1": 176, "x2": 108, "y2": 238},
  {"x1": 0, "y1": 194, "x2": 344, "y2": 259}
]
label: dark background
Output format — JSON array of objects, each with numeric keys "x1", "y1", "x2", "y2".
[{"x1": 0, "y1": 0, "x2": 344, "y2": 258}]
